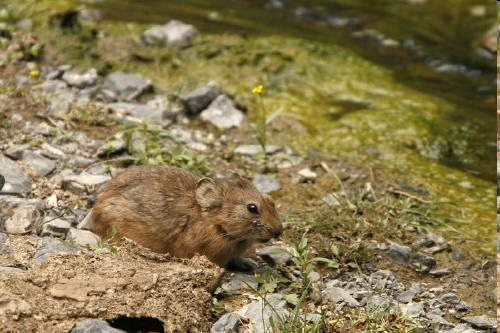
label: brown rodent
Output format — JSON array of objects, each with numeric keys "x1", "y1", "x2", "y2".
[{"x1": 90, "y1": 166, "x2": 282, "y2": 269}]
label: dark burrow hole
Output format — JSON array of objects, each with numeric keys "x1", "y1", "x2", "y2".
[{"x1": 107, "y1": 316, "x2": 164, "y2": 333}]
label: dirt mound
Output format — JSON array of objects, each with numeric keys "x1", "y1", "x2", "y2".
[{"x1": 0, "y1": 237, "x2": 223, "y2": 332}]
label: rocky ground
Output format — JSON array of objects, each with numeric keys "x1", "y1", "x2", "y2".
[{"x1": 0, "y1": 4, "x2": 496, "y2": 333}]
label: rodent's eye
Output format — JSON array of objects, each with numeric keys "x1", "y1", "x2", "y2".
[{"x1": 247, "y1": 203, "x2": 259, "y2": 214}]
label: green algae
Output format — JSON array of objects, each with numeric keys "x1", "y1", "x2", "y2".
[{"x1": 3, "y1": 1, "x2": 495, "y2": 254}]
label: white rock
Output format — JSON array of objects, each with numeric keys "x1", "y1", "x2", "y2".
[
  {"x1": 67, "y1": 228, "x2": 100, "y2": 248},
  {"x1": 200, "y1": 95, "x2": 245, "y2": 130},
  {"x1": 5, "y1": 205, "x2": 40, "y2": 234},
  {"x1": 143, "y1": 20, "x2": 198, "y2": 48},
  {"x1": 298, "y1": 168, "x2": 317, "y2": 181}
]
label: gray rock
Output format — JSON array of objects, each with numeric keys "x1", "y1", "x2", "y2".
[
  {"x1": 0, "y1": 232, "x2": 12, "y2": 254},
  {"x1": 200, "y1": 95, "x2": 245, "y2": 129},
  {"x1": 0, "y1": 154, "x2": 32, "y2": 195},
  {"x1": 5, "y1": 205, "x2": 40, "y2": 234},
  {"x1": 48, "y1": 89, "x2": 77, "y2": 116},
  {"x1": 107, "y1": 102, "x2": 167, "y2": 123},
  {"x1": 397, "y1": 286, "x2": 420, "y2": 303},
  {"x1": 369, "y1": 270, "x2": 395, "y2": 290},
  {"x1": 426, "y1": 312, "x2": 453, "y2": 327},
  {"x1": 234, "y1": 145, "x2": 282, "y2": 156},
  {"x1": 4, "y1": 144, "x2": 31, "y2": 160},
  {"x1": 252, "y1": 174, "x2": 281, "y2": 194},
  {"x1": 67, "y1": 155, "x2": 95, "y2": 168},
  {"x1": 401, "y1": 302, "x2": 425, "y2": 318},
  {"x1": 211, "y1": 313, "x2": 241, "y2": 333},
  {"x1": 221, "y1": 273, "x2": 258, "y2": 294},
  {"x1": 66, "y1": 228, "x2": 100, "y2": 248},
  {"x1": 321, "y1": 286, "x2": 360, "y2": 307},
  {"x1": 41, "y1": 143, "x2": 66, "y2": 159},
  {"x1": 461, "y1": 315, "x2": 496, "y2": 331},
  {"x1": 23, "y1": 151, "x2": 56, "y2": 177},
  {"x1": 181, "y1": 82, "x2": 221, "y2": 115},
  {"x1": 97, "y1": 137, "x2": 127, "y2": 157},
  {"x1": 62, "y1": 68, "x2": 98, "y2": 88},
  {"x1": 34, "y1": 237, "x2": 81, "y2": 264},
  {"x1": 366, "y1": 294, "x2": 394, "y2": 311},
  {"x1": 71, "y1": 319, "x2": 126, "y2": 333},
  {"x1": 443, "y1": 324, "x2": 481, "y2": 333},
  {"x1": 0, "y1": 266, "x2": 25, "y2": 274},
  {"x1": 385, "y1": 242, "x2": 435, "y2": 273},
  {"x1": 143, "y1": 20, "x2": 198, "y2": 48},
  {"x1": 256, "y1": 246, "x2": 292, "y2": 265},
  {"x1": 239, "y1": 294, "x2": 289, "y2": 333},
  {"x1": 40, "y1": 218, "x2": 71, "y2": 238},
  {"x1": 102, "y1": 72, "x2": 152, "y2": 101}
]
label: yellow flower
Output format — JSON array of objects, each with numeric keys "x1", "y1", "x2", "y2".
[
  {"x1": 252, "y1": 84, "x2": 264, "y2": 95},
  {"x1": 30, "y1": 69, "x2": 40, "y2": 78}
]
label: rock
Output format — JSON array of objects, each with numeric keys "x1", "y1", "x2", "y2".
[
  {"x1": 429, "y1": 267, "x2": 453, "y2": 277},
  {"x1": 66, "y1": 228, "x2": 100, "y2": 248},
  {"x1": 369, "y1": 270, "x2": 395, "y2": 290},
  {"x1": 62, "y1": 68, "x2": 98, "y2": 88},
  {"x1": 0, "y1": 232, "x2": 12, "y2": 255},
  {"x1": 71, "y1": 319, "x2": 126, "y2": 333},
  {"x1": 321, "y1": 286, "x2": 360, "y2": 307},
  {"x1": 23, "y1": 151, "x2": 56, "y2": 177},
  {"x1": 444, "y1": 324, "x2": 481, "y2": 333},
  {"x1": 256, "y1": 246, "x2": 292, "y2": 265},
  {"x1": 366, "y1": 294, "x2": 394, "y2": 311},
  {"x1": 5, "y1": 205, "x2": 40, "y2": 234},
  {"x1": 4, "y1": 144, "x2": 31, "y2": 160},
  {"x1": 102, "y1": 72, "x2": 152, "y2": 101},
  {"x1": 234, "y1": 145, "x2": 282, "y2": 156},
  {"x1": 48, "y1": 89, "x2": 77, "y2": 117},
  {"x1": 97, "y1": 138, "x2": 127, "y2": 157},
  {"x1": 107, "y1": 102, "x2": 167, "y2": 123},
  {"x1": 0, "y1": 266, "x2": 25, "y2": 274},
  {"x1": 322, "y1": 193, "x2": 341, "y2": 207},
  {"x1": 252, "y1": 174, "x2": 281, "y2": 194},
  {"x1": 239, "y1": 294, "x2": 288, "y2": 333},
  {"x1": 297, "y1": 168, "x2": 317, "y2": 181},
  {"x1": 62, "y1": 172, "x2": 111, "y2": 190},
  {"x1": 143, "y1": 20, "x2": 198, "y2": 48},
  {"x1": 40, "y1": 218, "x2": 71, "y2": 238},
  {"x1": 397, "y1": 286, "x2": 420, "y2": 303},
  {"x1": 41, "y1": 143, "x2": 66, "y2": 159},
  {"x1": 426, "y1": 312, "x2": 453, "y2": 327},
  {"x1": 34, "y1": 237, "x2": 81, "y2": 264},
  {"x1": 385, "y1": 242, "x2": 435, "y2": 273},
  {"x1": 211, "y1": 313, "x2": 241, "y2": 333},
  {"x1": 401, "y1": 302, "x2": 425, "y2": 318},
  {"x1": 461, "y1": 315, "x2": 496, "y2": 331},
  {"x1": 0, "y1": 154, "x2": 32, "y2": 195},
  {"x1": 181, "y1": 82, "x2": 221, "y2": 115},
  {"x1": 200, "y1": 95, "x2": 245, "y2": 129},
  {"x1": 221, "y1": 273, "x2": 258, "y2": 294}
]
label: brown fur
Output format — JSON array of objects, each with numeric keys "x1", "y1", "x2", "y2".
[{"x1": 90, "y1": 166, "x2": 282, "y2": 267}]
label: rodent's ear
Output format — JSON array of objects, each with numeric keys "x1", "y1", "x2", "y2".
[{"x1": 195, "y1": 177, "x2": 222, "y2": 210}]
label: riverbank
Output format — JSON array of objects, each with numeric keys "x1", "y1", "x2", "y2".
[{"x1": 0, "y1": 3, "x2": 496, "y2": 332}]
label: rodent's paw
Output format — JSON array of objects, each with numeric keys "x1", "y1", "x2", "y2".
[{"x1": 225, "y1": 257, "x2": 258, "y2": 273}]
